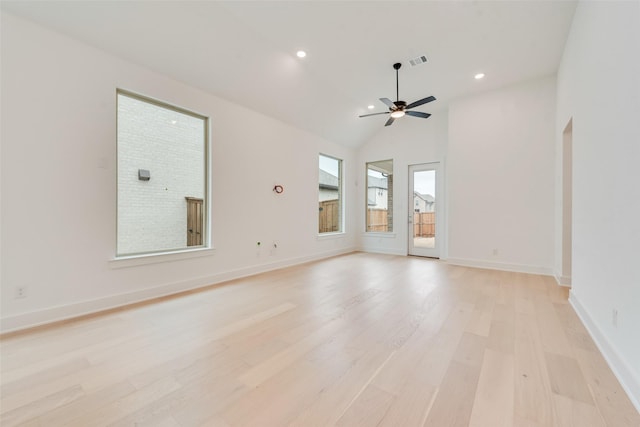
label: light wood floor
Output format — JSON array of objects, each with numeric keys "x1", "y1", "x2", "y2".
[{"x1": 1, "y1": 253, "x2": 638, "y2": 426}]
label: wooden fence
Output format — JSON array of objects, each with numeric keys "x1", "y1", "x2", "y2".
[
  {"x1": 322, "y1": 204, "x2": 433, "y2": 235},
  {"x1": 367, "y1": 208, "x2": 389, "y2": 232},
  {"x1": 319, "y1": 199, "x2": 340, "y2": 233},
  {"x1": 414, "y1": 212, "x2": 435, "y2": 237}
]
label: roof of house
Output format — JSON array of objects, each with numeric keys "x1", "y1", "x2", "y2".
[
  {"x1": 414, "y1": 192, "x2": 435, "y2": 203},
  {"x1": 319, "y1": 169, "x2": 338, "y2": 190},
  {"x1": 367, "y1": 176, "x2": 388, "y2": 190}
]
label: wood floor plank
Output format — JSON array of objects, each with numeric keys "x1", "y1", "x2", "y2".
[
  {"x1": 0, "y1": 253, "x2": 637, "y2": 426},
  {"x1": 513, "y1": 312, "x2": 556, "y2": 426},
  {"x1": 220, "y1": 358, "x2": 342, "y2": 426},
  {"x1": 553, "y1": 394, "x2": 605, "y2": 427},
  {"x1": 588, "y1": 383, "x2": 640, "y2": 427},
  {"x1": 535, "y1": 299, "x2": 574, "y2": 357},
  {"x1": 287, "y1": 348, "x2": 397, "y2": 427},
  {"x1": 0, "y1": 385, "x2": 85, "y2": 427},
  {"x1": 335, "y1": 384, "x2": 395, "y2": 427},
  {"x1": 110, "y1": 358, "x2": 248, "y2": 427},
  {"x1": 366, "y1": 298, "x2": 449, "y2": 390},
  {"x1": 468, "y1": 349, "x2": 515, "y2": 427},
  {"x1": 422, "y1": 331, "x2": 486, "y2": 426},
  {"x1": 67, "y1": 376, "x2": 181, "y2": 427},
  {"x1": 373, "y1": 301, "x2": 474, "y2": 394},
  {"x1": 37, "y1": 380, "x2": 135, "y2": 427},
  {"x1": 375, "y1": 371, "x2": 438, "y2": 427},
  {"x1": 423, "y1": 359, "x2": 483, "y2": 427},
  {"x1": 486, "y1": 317, "x2": 515, "y2": 354},
  {"x1": 544, "y1": 352, "x2": 593, "y2": 404}
]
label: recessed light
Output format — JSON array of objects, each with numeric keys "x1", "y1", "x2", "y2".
[
  {"x1": 367, "y1": 105, "x2": 375, "y2": 110},
  {"x1": 296, "y1": 50, "x2": 307, "y2": 58},
  {"x1": 475, "y1": 73, "x2": 485, "y2": 80},
  {"x1": 171, "y1": 120, "x2": 177, "y2": 124}
]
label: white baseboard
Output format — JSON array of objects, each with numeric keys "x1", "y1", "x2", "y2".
[
  {"x1": 569, "y1": 291, "x2": 640, "y2": 413},
  {"x1": 0, "y1": 247, "x2": 357, "y2": 334},
  {"x1": 446, "y1": 257, "x2": 553, "y2": 276},
  {"x1": 360, "y1": 247, "x2": 407, "y2": 256},
  {"x1": 554, "y1": 274, "x2": 572, "y2": 287}
]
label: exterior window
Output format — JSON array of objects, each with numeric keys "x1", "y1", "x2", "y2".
[
  {"x1": 318, "y1": 154, "x2": 343, "y2": 233},
  {"x1": 117, "y1": 90, "x2": 208, "y2": 256},
  {"x1": 366, "y1": 160, "x2": 393, "y2": 232}
]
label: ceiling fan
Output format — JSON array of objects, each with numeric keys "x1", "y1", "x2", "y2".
[{"x1": 359, "y1": 62, "x2": 436, "y2": 127}]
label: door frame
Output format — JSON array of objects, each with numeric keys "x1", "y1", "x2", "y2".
[{"x1": 408, "y1": 162, "x2": 443, "y2": 258}]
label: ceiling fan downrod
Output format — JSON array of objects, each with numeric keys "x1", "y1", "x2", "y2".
[{"x1": 394, "y1": 62, "x2": 402, "y2": 102}]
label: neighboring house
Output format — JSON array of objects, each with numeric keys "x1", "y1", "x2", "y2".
[
  {"x1": 414, "y1": 192, "x2": 435, "y2": 213},
  {"x1": 318, "y1": 169, "x2": 339, "y2": 202},
  {"x1": 367, "y1": 175, "x2": 388, "y2": 209}
]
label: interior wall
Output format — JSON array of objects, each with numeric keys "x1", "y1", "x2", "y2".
[
  {"x1": 356, "y1": 111, "x2": 448, "y2": 256},
  {"x1": 0, "y1": 13, "x2": 357, "y2": 332},
  {"x1": 447, "y1": 76, "x2": 556, "y2": 274},
  {"x1": 560, "y1": 119, "x2": 573, "y2": 285},
  {"x1": 556, "y1": 0, "x2": 640, "y2": 408}
]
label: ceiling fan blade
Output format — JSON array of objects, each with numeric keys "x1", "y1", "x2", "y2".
[
  {"x1": 406, "y1": 111, "x2": 431, "y2": 119},
  {"x1": 384, "y1": 117, "x2": 395, "y2": 127},
  {"x1": 359, "y1": 112, "x2": 390, "y2": 118},
  {"x1": 406, "y1": 96, "x2": 436, "y2": 110},
  {"x1": 380, "y1": 98, "x2": 396, "y2": 109}
]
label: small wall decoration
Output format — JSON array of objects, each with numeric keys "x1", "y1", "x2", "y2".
[{"x1": 273, "y1": 185, "x2": 284, "y2": 194}]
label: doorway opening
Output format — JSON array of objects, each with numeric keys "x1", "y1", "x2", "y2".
[{"x1": 408, "y1": 163, "x2": 443, "y2": 258}]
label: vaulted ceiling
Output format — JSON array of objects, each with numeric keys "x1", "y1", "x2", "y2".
[{"x1": 1, "y1": 1, "x2": 577, "y2": 147}]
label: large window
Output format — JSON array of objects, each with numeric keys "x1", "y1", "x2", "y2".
[
  {"x1": 318, "y1": 154, "x2": 343, "y2": 234},
  {"x1": 117, "y1": 90, "x2": 208, "y2": 256},
  {"x1": 366, "y1": 160, "x2": 393, "y2": 232}
]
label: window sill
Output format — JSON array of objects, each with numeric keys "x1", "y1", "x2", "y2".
[
  {"x1": 317, "y1": 232, "x2": 346, "y2": 240},
  {"x1": 109, "y1": 247, "x2": 215, "y2": 269},
  {"x1": 363, "y1": 232, "x2": 397, "y2": 238}
]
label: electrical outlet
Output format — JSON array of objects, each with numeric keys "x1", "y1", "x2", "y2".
[
  {"x1": 612, "y1": 309, "x2": 618, "y2": 328},
  {"x1": 492, "y1": 248, "x2": 498, "y2": 256},
  {"x1": 15, "y1": 286, "x2": 27, "y2": 299}
]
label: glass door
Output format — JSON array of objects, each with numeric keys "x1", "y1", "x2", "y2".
[{"x1": 408, "y1": 163, "x2": 442, "y2": 258}]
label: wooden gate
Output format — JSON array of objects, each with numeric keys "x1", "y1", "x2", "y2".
[
  {"x1": 186, "y1": 197, "x2": 203, "y2": 246},
  {"x1": 319, "y1": 199, "x2": 339, "y2": 233}
]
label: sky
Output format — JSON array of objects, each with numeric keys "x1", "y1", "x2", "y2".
[
  {"x1": 413, "y1": 170, "x2": 436, "y2": 198},
  {"x1": 319, "y1": 154, "x2": 340, "y2": 176}
]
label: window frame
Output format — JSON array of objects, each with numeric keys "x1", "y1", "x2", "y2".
[
  {"x1": 365, "y1": 159, "x2": 394, "y2": 233},
  {"x1": 115, "y1": 89, "x2": 211, "y2": 260},
  {"x1": 318, "y1": 153, "x2": 344, "y2": 235}
]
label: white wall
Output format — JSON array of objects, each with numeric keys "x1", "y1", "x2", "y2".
[
  {"x1": 447, "y1": 77, "x2": 556, "y2": 274},
  {"x1": 556, "y1": 0, "x2": 640, "y2": 408},
  {"x1": 0, "y1": 13, "x2": 357, "y2": 332},
  {"x1": 357, "y1": 111, "x2": 448, "y2": 255}
]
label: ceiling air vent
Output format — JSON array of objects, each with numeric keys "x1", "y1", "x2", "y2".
[{"x1": 409, "y1": 55, "x2": 428, "y2": 67}]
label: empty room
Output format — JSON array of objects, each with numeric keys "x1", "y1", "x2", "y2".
[{"x1": 1, "y1": 1, "x2": 639, "y2": 426}]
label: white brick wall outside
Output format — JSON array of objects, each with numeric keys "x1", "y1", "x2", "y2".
[{"x1": 117, "y1": 94, "x2": 205, "y2": 255}]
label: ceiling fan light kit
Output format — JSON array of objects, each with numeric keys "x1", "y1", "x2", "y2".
[{"x1": 360, "y1": 62, "x2": 435, "y2": 127}]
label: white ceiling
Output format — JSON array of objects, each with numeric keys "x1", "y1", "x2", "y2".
[{"x1": 1, "y1": 1, "x2": 577, "y2": 148}]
